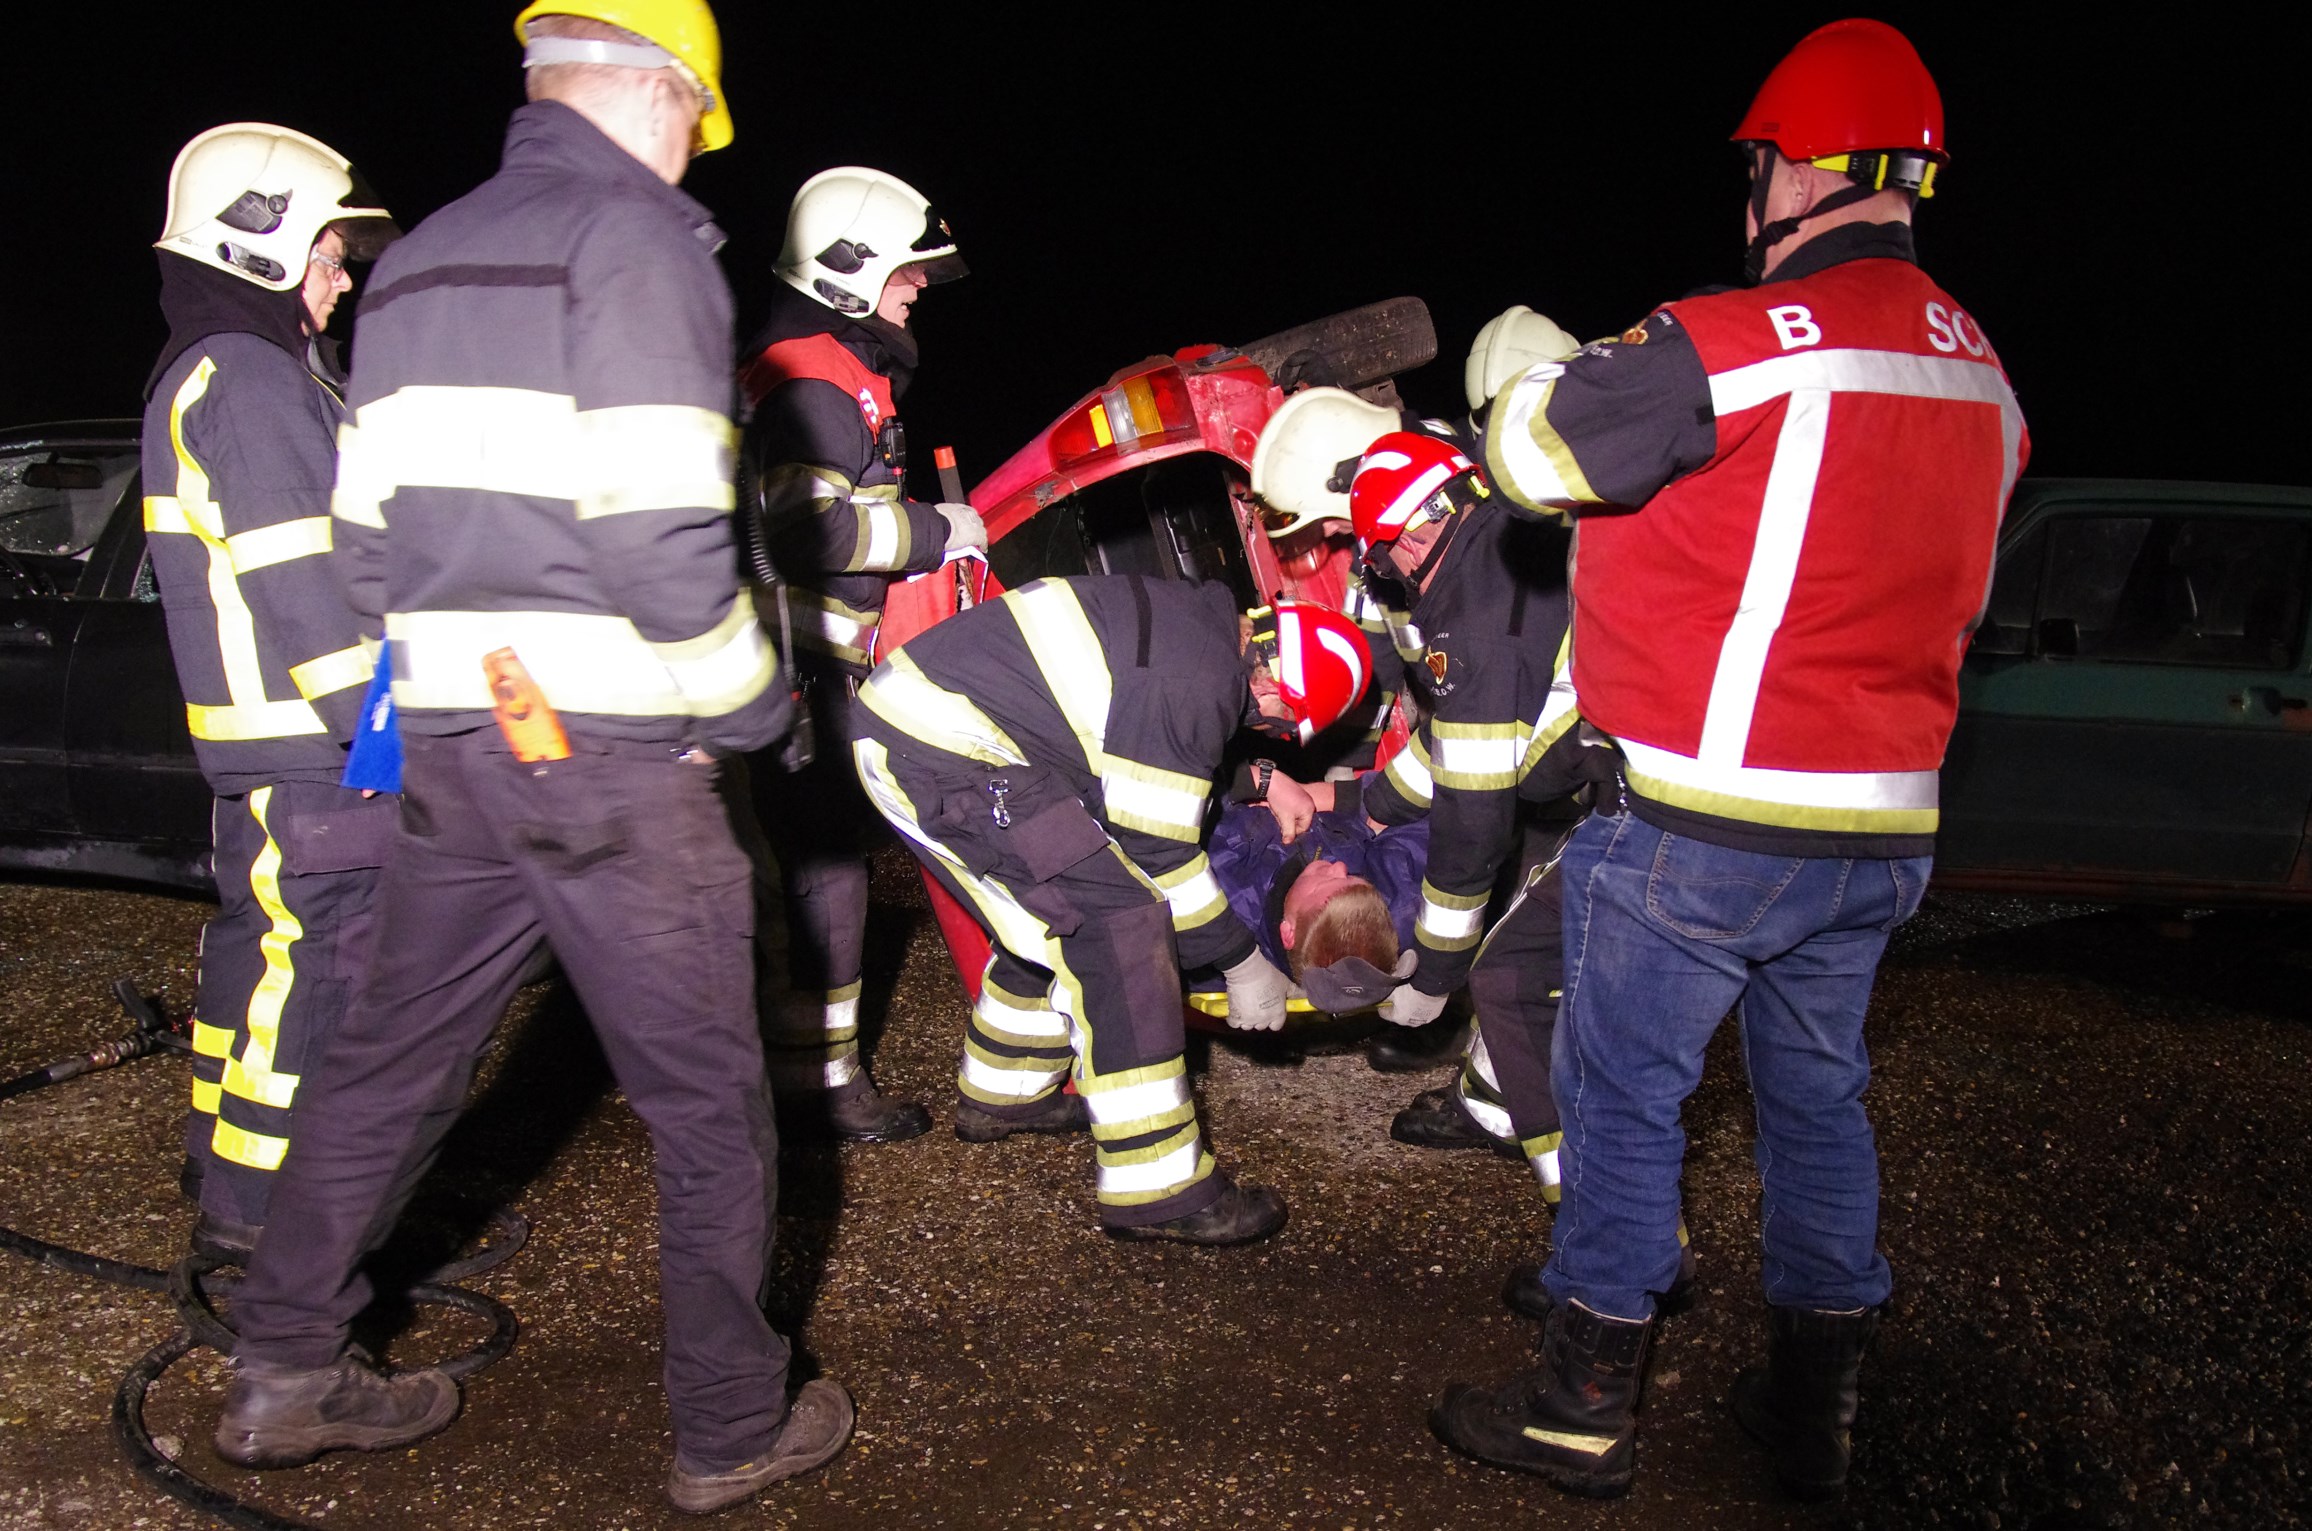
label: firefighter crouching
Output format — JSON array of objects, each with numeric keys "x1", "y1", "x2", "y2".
[
  {"x1": 216, "y1": 1, "x2": 853, "y2": 1514},
  {"x1": 141, "y1": 123, "x2": 401, "y2": 1263},
  {"x1": 1430, "y1": 19, "x2": 2028, "y2": 1502},
  {"x1": 737, "y1": 165, "x2": 978, "y2": 1142},
  {"x1": 850, "y1": 576, "x2": 1370, "y2": 1243}
]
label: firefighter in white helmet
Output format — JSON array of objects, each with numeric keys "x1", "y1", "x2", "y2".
[
  {"x1": 735, "y1": 165, "x2": 974, "y2": 1142},
  {"x1": 217, "y1": 2, "x2": 852, "y2": 1513},
  {"x1": 142, "y1": 122, "x2": 400, "y2": 1271}
]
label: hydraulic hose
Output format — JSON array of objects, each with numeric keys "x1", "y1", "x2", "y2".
[{"x1": 2, "y1": 981, "x2": 528, "y2": 1531}]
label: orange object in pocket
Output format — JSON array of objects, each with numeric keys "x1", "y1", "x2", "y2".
[{"x1": 484, "y1": 647, "x2": 571, "y2": 762}]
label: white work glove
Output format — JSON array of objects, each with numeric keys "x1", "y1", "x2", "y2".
[
  {"x1": 1380, "y1": 983, "x2": 1449, "y2": 1028},
  {"x1": 1221, "y1": 950, "x2": 1293, "y2": 1032},
  {"x1": 936, "y1": 501, "x2": 987, "y2": 557}
]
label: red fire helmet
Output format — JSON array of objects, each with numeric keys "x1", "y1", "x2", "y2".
[
  {"x1": 1350, "y1": 432, "x2": 1482, "y2": 556},
  {"x1": 1246, "y1": 602, "x2": 1372, "y2": 744},
  {"x1": 1732, "y1": 18, "x2": 1946, "y2": 164}
]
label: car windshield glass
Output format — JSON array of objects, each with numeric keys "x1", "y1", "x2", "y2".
[{"x1": 0, "y1": 447, "x2": 139, "y2": 561}]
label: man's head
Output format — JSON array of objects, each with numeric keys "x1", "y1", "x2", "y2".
[
  {"x1": 1349, "y1": 431, "x2": 1487, "y2": 595},
  {"x1": 1242, "y1": 602, "x2": 1372, "y2": 744},
  {"x1": 778, "y1": 167, "x2": 966, "y2": 322},
  {"x1": 154, "y1": 123, "x2": 397, "y2": 306},
  {"x1": 1732, "y1": 18, "x2": 1945, "y2": 281},
  {"x1": 1279, "y1": 856, "x2": 1403, "y2": 1012},
  {"x1": 517, "y1": 0, "x2": 731, "y2": 183}
]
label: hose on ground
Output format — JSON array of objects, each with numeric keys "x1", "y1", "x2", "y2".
[{"x1": 2, "y1": 981, "x2": 528, "y2": 1531}]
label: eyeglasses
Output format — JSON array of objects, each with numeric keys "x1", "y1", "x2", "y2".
[{"x1": 308, "y1": 249, "x2": 348, "y2": 275}]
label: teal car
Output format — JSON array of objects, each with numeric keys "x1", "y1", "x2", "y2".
[{"x1": 1937, "y1": 479, "x2": 2312, "y2": 903}]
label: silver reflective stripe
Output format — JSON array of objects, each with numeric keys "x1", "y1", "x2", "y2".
[
  {"x1": 388, "y1": 603, "x2": 766, "y2": 718},
  {"x1": 1615, "y1": 737, "x2": 1939, "y2": 814}
]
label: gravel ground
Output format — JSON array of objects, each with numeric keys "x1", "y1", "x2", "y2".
[{"x1": 0, "y1": 857, "x2": 2305, "y2": 1530}]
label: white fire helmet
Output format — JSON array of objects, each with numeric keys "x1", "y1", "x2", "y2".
[
  {"x1": 1248, "y1": 386, "x2": 1399, "y2": 538},
  {"x1": 1462, "y1": 305, "x2": 1582, "y2": 411},
  {"x1": 777, "y1": 166, "x2": 967, "y2": 318},
  {"x1": 154, "y1": 123, "x2": 397, "y2": 292}
]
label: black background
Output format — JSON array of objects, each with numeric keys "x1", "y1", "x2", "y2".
[{"x1": 9, "y1": 7, "x2": 2298, "y2": 488}]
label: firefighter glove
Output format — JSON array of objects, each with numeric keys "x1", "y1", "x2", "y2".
[
  {"x1": 1222, "y1": 950, "x2": 1293, "y2": 1032},
  {"x1": 937, "y1": 502, "x2": 987, "y2": 556},
  {"x1": 1381, "y1": 983, "x2": 1449, "y2": 1028}
]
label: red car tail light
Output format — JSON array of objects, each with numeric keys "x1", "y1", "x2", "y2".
[{"x1": 1050, "y1": 366, "x2": 1200, "y2": 472}]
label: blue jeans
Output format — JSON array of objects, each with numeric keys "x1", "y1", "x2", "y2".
[{"x1": 1541, "y1": 809, "x2": 1929, "y2": 1319}]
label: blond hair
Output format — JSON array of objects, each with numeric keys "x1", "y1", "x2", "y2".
[{"x1": 1288, "y1": 883, "x2": 1397, "y2": 981}]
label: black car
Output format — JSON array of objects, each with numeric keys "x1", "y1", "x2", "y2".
[{"x1": 0, "y1": 420, "x2": 211, "y2": 890}]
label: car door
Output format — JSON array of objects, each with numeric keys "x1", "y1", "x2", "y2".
[
  {"x1": 0, "y1": 440, "x2": 137, "y2": 838},
  {"x1": 1940, "y1": 486, "x2": 2312, "y2": 894}
]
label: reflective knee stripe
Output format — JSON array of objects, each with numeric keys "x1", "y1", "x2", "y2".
[
  {"x1": 1464, "y1": 1025, "x2": 1501, "y2": 1093},
  {"x1": 973, "y1": 974, "x2": 1068, "y2": 1045},
  {"x1": 219, "y1": 787, "x2": 303, "y2": 1116},
  {"x1": 147, "y1": 359, "x2": 327, "y2": 744},
  {"x1": 1418, "y1": 881, "x2": 1488, "y2": 950},
  {"x1": 1094, "y1": 1121, "x2": 1210, "y2": 1204},
  {"x1": 857, "y1": 658, "x2": 1025, "y2": 766},
  {"x1": 1458, "y1": 1087, "x2": 1515, "y2": 1142},
  {"x1": 765, "y1": 985, "x2": 863, "y2": 1090},
  {"x1": 210, "y1": 1115, "x2": 289, "y2": 1172},
  {"x1": 960, "y1": 1041, "x2": 1069, "y2": 1102}
]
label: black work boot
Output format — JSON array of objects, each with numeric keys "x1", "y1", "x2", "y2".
[
  {"x1": 776, "y1": 1082, "x2": 932, "y2": 1144},
  {"x1": 1366, "y1": 1018, "x2": 1472, "y2": 1073},
  {"x1": 1105, "y1": 1181, "x2": 1288, "y2": 1247},
  {"x1": 1389, "y1": 1086, "x2": 1521, "y2": 1157},
  {"x1": 1730, "y1": 1304, "x2": 1880, "y2": 1501},
  {"x1": 665, "y1": 1377, "x2": 854, "y2": 1514},
  {"x1": 1504, "y1": 1242, "x2": 1699, "y2": 1323},
  {"x1": 214, "y1": 1353, "x2": 460, "y2": 1469},
  {"x1": 1431, "y1": 1299, "x2": 1655, "y2": 1497},
  {"x1": 953, "y1": 1090, "x2": 1092, "y2": 1143}
]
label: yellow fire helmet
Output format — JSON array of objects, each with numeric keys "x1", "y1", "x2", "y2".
[
  {"x1": 514, "y1": 0, "x2": 731, "y2": 153},
  {"x1": 1248, "y1": 386, "x2": 1399, "y2": 538},
  {"x1": 1463, "y1": 305, "x2": 1583, "y2": 411},
  {"x1": 155, "y1": 123, "x2": 398, "y2": 293}
]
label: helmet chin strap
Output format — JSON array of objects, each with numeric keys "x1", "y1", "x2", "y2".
[
  {"x1": 1742, "y1": 146, "x2": 1883, "y2": 285},
  {"x1": 1404, "y1": 505, "x2": 1466, "y2": 589}
]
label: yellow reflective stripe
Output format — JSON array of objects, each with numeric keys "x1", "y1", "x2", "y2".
[
  {"x1": 647, "y1": 593, "x2": 775, "y2": 718},
  {"x1": 186, "y1": 699, "x2": 329, "y2": 741},
  {"x1": 330, "y1": 420, "x2": 386, "y2": 528},
  {"x1": 783, "y1": 588, "x2": 878, "y2": 667},
  {"x1": 155, "y1": 358, "x2": 326, "y2": 740},
  {"x1": 1616, "y1": 738, "x2": 1940, "y2": 835},
  {"x1": 190, "y1": 1018, "x2": 235, "y2": 1059},
  {"x1": 857, "y1": 652, "x2": 1025, "y2": 766},
  {"x1": 1383, "y1": 731, "x2": 1435, "y2": 808},
  {"x1": 1483, "y1": 363, "x2": 1599, "y2": 514},
  {"x1": 1004, "y1": 581, "x2": 1112, "y2": 771},
  {"x1": 574, "y1": 404, "x2": 737, "y2": 519},
  {"x1": 1151, "y1": 855, "x2": 1226, "y2": 928},
  {"x1": 1418, "y1": 880, "x2": 1489, "y2": 949},
  {"x1": 225, "y1": 515, "x2": 333, "y2": 573},
  {"x1": 191, "y1": 1078, "x2": 223, "y2": 1114},
  {"x1": 1522, "y1": 636, "x2": 1582, "y2": 773},
  {"x1": 387, "y1": 608, "x2": 754, "y2": 719},
  {"x1": 210, "y1": 1116, "x2": 289, "y2": 1171},
  {"x1": 220, "y1": 788, "x2": 303, "y2": 1113},
  {"x1": 1102, "y1": 757, "x2": 1209, "y2": 843},
  {"x1": 288, "y1": 643, "x2": 370, "y2": 702},
  {"x1": 1431, "y1": 721, "x2": 1529, "y2": 791}
]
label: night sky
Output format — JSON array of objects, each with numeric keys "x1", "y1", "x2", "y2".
[{"x1": 11, "y1": 8, "x2": 2297, "y2": 490}]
